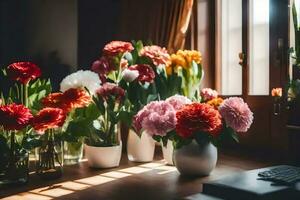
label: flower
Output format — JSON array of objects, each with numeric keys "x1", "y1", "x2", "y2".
[
  {"x1": 120, "y1": 58, "x2": 128, "y2": 68},
  {"x1": 207, "y1": 97, "x2": 224, "y2": 109},
  {"x1": 60, "y1": 70, "x2": 101, "y2": 95},
  {"x1": 61, "y1": 88, "x2": 91, "y2": 111},
  {"x1": 91, "y1": 56, "x2": 114, "y2": 82},
  {"x1": 103, "y1": 41, "x2": 134, "y2": 56},
  {"x1": 165, "y1": 95, "x2": 191, "y2": 111},
  {"x1": 140, "y1": 45, "x2": 171, "y2": 66},
  {"x1": 42, "y1": 92, "x2": 64, "y2": 108},
  {"x1": 200, "y1": 88, "x2": 218, "y2": 101},
  {"x1": 31, "y1": 108, "x2": 66, "y2": 134},
  {"x1": 96, "y1": 83, "x2": 125, "y2": 102},
  {"x1": 128, "y1": 64, "x2": 155, "y2": 83},
  {"x1": 42, "y1": 88, "x2": 91, "y2": 112},
  {"x1": 271, "y1": 88, "x2": 282, "y2": 97},
  {"x1": 7, "y1": 62, "x2": 41, "y2": 84},
  {"x1": 176, "y1": 103, "x2": 222, "y2": 138},
  {"x1": 167, "y1": 50, "x2": 202, "y2": 75},
  {"x1": 219, "y1": 97, "x2": 253, "y2": 132},
  {"x1": 121, "y1": 68, "x2": 139, "y2": 82},
  {"x1": 133, "y1": 101, "x2": 176, "y2": 136},
  {"x1": 0, "y1": 104, "x2": 33, "y2": 131}
]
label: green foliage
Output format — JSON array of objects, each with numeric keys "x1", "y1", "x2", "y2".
[
  {"x1": 28, "y1": 79, "x2": 52, "y2": 112},
  {"x1": 292, "y1": 1, "x2": 300, "y2": 65}
]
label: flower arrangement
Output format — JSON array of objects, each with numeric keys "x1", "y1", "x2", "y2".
[
  {"x1": 63, "y1": 83, "x2": 125, "y2": 147},
  {"x1": 0, "y1": 62, "x2": 51, "y2": 184},
  {"x1": 134, "y1": 88, "x2": 253, "y2": 149},
  {"x1": 32, "y1": 107, "x2": 66, "y2": 179},
  {"x1": 90, "y1": 40, "x2": 203, "y2": 135}
]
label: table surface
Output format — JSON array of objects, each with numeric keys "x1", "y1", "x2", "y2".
[{"x1": 1, "y1": 151, "x2": 275, "y2": 200}]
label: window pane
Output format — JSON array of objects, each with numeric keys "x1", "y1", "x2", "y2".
[
  {"x1": 249, "y1": 0, "x2": 270, "y2": 95},
  {"x1": 220, "y1": 0, "x2": 243, "y2": 95}
]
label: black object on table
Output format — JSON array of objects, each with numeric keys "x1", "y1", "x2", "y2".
[{"x1": 203, "y1": 165, "x2": 300, "y2": 200}]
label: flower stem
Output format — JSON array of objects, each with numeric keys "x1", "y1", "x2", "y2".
[{"x1": 24, "y1": 83, "x2": 28, "y2": 107}]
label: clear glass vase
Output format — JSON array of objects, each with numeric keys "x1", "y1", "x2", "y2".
[
  {"x1": 36, "y1": 131, "x2": 63, "y2": 180},
  {"x1": 0, "y1": 132, "x2": 29, "y2": 186},
  {"x1": 63, "y1": 141, "x2": 83, "y2": 165}
]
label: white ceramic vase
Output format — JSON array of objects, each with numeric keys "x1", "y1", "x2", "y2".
[
  {"x1": 127, "y1": 129, "x2": 155, "y2": 162},
  {"x1": 161, "y1": 140, "x2": 174, "y2": 165},
  {"x1": 85, "y1": 142, "x2": 122, "y2": 168},
  {"x1": 173, "y1": 140, "x2": 217, "y2": 176}
]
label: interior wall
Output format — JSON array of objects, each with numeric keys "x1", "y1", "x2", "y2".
[
  {"x1": 0, "y1": 0, "x2": 78, "y2": 91},
  {"x1": 77, "y1": 0, "x2": 121, "y2": 69}
]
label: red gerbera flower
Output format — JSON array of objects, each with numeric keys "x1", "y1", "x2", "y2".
[
  {"x1": 7, "y1": 62, "x2": 41, "y2": 84},
  {"x1": 176, "y1": 103, "x2": 222, "y2": 138},
  {"x1": 61, "y1": 88, "x2": 91, "y2": 111},
  {"x1": 128, "y1": 64, "x2": 155, "y2": 83},
  {"x1": 103, "y1": 41, "x2": 134, "y2": 57},
  {"x1": 31, "y1": 108, "x2": 66, "y2": 134},
  {"x1": 0, "y1": 104, "x2": 33, "y2": 131},
  {"x1": 42, "y1": 88, "x2": 91, "y2": 112},
  {"x1": 42, "y1": 92, "x2": 64, "y2": 108}
]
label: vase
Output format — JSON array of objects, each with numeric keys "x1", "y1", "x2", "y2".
[
  {"x1": 292, "y1": 64, "x2": 300, "y2": 80},
  {"x1": 161, "y1": 140, "x2": 174, "y2": 165},
  {"x1": 36, "y1": 131, "x2": 64, "y2": 180},
  {"x1": 127, "y1": 129, "x2": 155, "y2": 162},
  {"x1": 63, "y1": 141, "x2": 83, "y2": 165},
  {"x1": 85, "y1": 142, "x2": 122, "y2": 168},
  {"x1": 0, "y1": 132, "x2": 29, "y2": 186},
  {"x1": 173, "y1": 140, "x2": 217, "y2": 176}
]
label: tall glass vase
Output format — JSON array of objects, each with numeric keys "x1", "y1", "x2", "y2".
[
  {"x1": 63, "y1": 141, "x2": 83, "y2": 165},
  {"x1": 0, "y1": 132, "x2": 29, "y2": 186},
  {"x1": 36, "y1": 130, "x2": 63, "y2": 180}
]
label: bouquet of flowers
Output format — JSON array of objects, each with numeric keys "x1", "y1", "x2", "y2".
[
  {"x1": 0, "y1": 62, "x2": 51, "y2": 184},
  {"x1": 134, "y1": 88, "x2": 253, "y2": 149},
  {"x1": 62, "y1": 82, "x2": 125, "y2": 147}
]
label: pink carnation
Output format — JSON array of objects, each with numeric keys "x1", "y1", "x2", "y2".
[
  {"x1": 140, "y1": 45, "x2": 171, "y2": 66},
  {"x1": 133, "y1": 101, "x2": 176, "y2": 136},
  {"x1": 219, "y1": 97, "x2": 253, "y2": 132},
  {"x1": 165, "y1": 95, "x2": 192, "y2": 111},
  {"x1": 200, "y1": 88, "x2": 218, "y2": 101}
]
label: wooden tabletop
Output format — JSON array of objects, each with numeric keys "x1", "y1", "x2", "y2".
[{"x1": 1, "y1": 151, "x2": 274, "y2": 200}]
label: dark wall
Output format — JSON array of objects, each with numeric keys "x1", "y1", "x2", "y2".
[
  {"x1": 0, "y1": 0, "x2": 78, "y2": 91},
  {"x1": 77, "y1": 0, "x2": 121, "y2": 69}
]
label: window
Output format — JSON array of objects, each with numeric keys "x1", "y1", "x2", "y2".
[{"x1": 217, "y1": 0, "x2": 270, "y2": 95}]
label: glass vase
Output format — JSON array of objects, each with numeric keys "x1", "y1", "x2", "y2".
[
  {"x1": 63, "y1": 141, "x2": 83, "y2": 165},
  {"x1": 0, "y1": 132, "x2": 29, "y2": 186},
  {"x1": 36, "y1": 130, "x2": 63, "y2": 180}
]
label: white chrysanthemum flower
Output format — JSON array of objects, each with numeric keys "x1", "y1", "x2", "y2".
[
  {"x1": 121, "y1": 68, "x2": 139, "y2": 82},
  {"x1": 60, "y1": 70, "x2": 101, "y2": 95}
]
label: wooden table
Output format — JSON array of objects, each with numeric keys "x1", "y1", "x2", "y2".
[{"x1": 0, "y1": 152, "x2": 275, "y2": 200}]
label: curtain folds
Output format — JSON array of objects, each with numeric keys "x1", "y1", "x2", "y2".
[{"x1": 118, "y1": 0, "x2": 194, "y2": 53}]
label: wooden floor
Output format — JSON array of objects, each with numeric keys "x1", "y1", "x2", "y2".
[{"x1": 1, "y1": 151, "x2": 278, "y2": 200}]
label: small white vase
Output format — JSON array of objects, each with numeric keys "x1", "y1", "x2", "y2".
[
  {"x1": 127, "y1": 129, "x2": 155, "y2": 162},
  {"x1": 161, "y1": 140, "x2": 174, "y2": 165},
  {"x1": 85, "y1": 142, "x2": 122, "y2": 168},
  {"x1": 173, "y1": 140, "x2": 217, "y2": 176}
]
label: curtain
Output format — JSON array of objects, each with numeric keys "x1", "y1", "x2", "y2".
[{"x1": 118, "y1": 0, "x2": 194, "y2": 53}]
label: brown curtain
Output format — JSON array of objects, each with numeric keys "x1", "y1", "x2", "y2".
[{"x1": 118, "y1": 0, "x2": 194, "y2": 53}]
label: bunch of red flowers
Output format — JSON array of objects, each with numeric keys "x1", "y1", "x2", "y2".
[{"x1": 175, "y1": 103, "x2": 223, "y2": 138}]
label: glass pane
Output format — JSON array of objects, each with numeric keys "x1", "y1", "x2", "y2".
[
  {"x1": 220, "y1": 0, "x2": 243, "y2": 95},
  {"x1": 249, "y1": 0, "x2": 270, "y2": 95}
]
